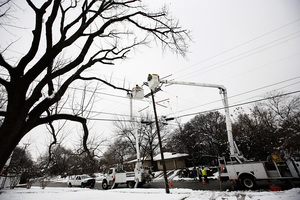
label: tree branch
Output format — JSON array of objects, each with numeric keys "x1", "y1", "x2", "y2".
[
  {"x1": 17, "y1": 0, "x2": 53, "y2": 75},
  {"x1": 35, "y1": 113, "x2": 95, "y2": 161},
  {"x1": 45, "y1": 109, "x2": 57, "y2": 167},
  {"x1": 0, "y1": 53, "x2": 13, "y2": 73},
  {"x1": 78, "y1": 76, "x2": 130, "y2": 92},
  {"x1": 0, "y1": 110, "x2": 6, "y2": 117}
]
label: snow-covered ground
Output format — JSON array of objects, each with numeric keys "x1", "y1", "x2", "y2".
[
  {"x1": 1, "y1": 186, "x2": 300, "y2": 200},
  {"x1": 1, "y1": 171, "x2": 299, "y2": 200}
]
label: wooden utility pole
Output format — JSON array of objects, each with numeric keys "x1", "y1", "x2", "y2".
[{"x1": 150, "y1": 90, "x2": 170, "y2": 194}]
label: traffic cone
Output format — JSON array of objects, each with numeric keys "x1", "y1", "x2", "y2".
[
  {"x1": 169, "y1": 179, "x2": 173, "y2": 188},
  {"x1": 202, "y1": 177, "x2": 205, "y2": 185}
]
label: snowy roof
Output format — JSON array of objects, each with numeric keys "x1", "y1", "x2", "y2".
[
  {"x1": 127, "y1": 152, "x2": 189, "y2": 163},
  {"x1": 153, "y1": 152, "x2": 189, "y2": 161}
]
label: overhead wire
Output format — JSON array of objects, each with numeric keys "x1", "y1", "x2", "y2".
[
  {"x1": 175, "y1": 90, "x2": 300, "y2": 119},
  {"x1": 157, "y1": 19, "x2": 300, "y2": 117},
  {"x1": 62, "y1": 89, "x2": 300, "y2": 122},
  {"x1": 175, "y1": 31, "x2": 300, "y2": 80},
  {"x1": 219, "y1": 51, "x2": 300, "y2": 83},
  {"x1": 170, "y1": 18, "x2": 300, "y2": 79},
  {"x1": 166, "y1": 76, "x2": 300, "y2": 116}
]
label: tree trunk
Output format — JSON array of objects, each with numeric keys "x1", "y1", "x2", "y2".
[
  {"x1": 0, "y1": 121, "x2": 26, "y2": 171},
  {"x1": 0, "y1": 85, "x2": 30, "y2": 170}
]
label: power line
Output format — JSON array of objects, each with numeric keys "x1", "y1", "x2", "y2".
[
  {"x1": 85, "y1": 118, "x2": 133, "y2": 122},
  {"x1": 57, "y1": 107, "x2": 132, "y2": 118},
  {"x1": 219, "y1": 51, "x2": 300, "y2": 83},
  {"x1": 176, "y1": 31, "x2": 300, "y2": 80},
  {"x1": 166, "y1": 76, "x2": 300, "y2": 115},
  {"x1": 175, "y1": 90, "x2": 300, "y2": 119},
  {"x1": 170, "y1": 18, "x2": 300, "y2": 78},
  {"x1": 83, "y1": 78, "x2": 300, "y2": 121},
  {"x1": 69, "y1": 90, "x2": 300, "y2": 122}
]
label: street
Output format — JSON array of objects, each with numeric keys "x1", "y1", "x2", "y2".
[{"x1": 44, "y1": 179, "x2": 300, "y2": 191}]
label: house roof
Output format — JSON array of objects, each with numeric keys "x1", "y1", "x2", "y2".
[
  {"x1": 153, "y1": 152, "x2": 189, "y2": 161},
  {"x1": 127, "y1": 152, "x2": 189, "y2": 163}
]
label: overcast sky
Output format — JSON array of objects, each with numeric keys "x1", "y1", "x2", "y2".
[
  {"x1": 96, "y1": 0, "x2": 300, "y2": 127},
  {"x1": 2, "y1": 0, "x2": 300, "y2": 159}
]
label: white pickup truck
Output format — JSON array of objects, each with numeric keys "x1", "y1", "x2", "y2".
[
  {"x1": 102, "y1": 168, "x2": 151, "y2": 189},
  {"x1": 67, "y1": 174, "x2": 95, "y2": 188}
]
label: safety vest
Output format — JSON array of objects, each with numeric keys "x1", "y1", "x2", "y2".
[{"x1": 202, "y1": 168, "x2": 207, "y2": 176}]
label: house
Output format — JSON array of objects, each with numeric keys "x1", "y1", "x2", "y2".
[
  {"x1": 126, "y1": 152, "x2": 189, "y2": 171},
  {"x1": 154, "y1": 152, "x2": 189, "y2": 170}
]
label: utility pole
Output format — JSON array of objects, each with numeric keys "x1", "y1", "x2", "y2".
[{"x1": 150, "y1": 90, "x2": 170, "y2": 194}]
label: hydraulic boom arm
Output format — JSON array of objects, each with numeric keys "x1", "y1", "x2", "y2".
[{"x1": 147, "y1": 74, "x2": 240, "y2": 158}]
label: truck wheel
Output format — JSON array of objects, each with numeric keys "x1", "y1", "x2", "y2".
[
  {"x1": 81, "y1": 183, "x2": 85, "y2": 188},
  {"x1": 127, "y1": 181, "x2": 135, "y2": 188},
  {"x1": 102, "y1": 180, "x2": 109, "y2": 190},
  {"x1": 240, "y1": 175, "x2": 256, "y2": 190},
  {"x1": 68, "y1": 183, "x2": 72, "y2": 187}
]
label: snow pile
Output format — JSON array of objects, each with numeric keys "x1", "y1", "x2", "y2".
[
  {"x1": 152, "y1": 170, "x2": 181, "y2": 182},
  {"x1": 0, "y1": 187, "x2": 299, "y2": 200},
  {"x1": 152, "y1": 168, "x2": 219, "y2": 182}
]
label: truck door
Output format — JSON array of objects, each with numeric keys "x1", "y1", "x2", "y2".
[
  {"x1": 108, "y1": 169, "x2": 114, "y2": 182},
  {"x1": 291, "y1": 156, "x2": 300, "y2": 177},
  {"x1": 75, "y1": 176, "x2": 81, "y2": 185}
]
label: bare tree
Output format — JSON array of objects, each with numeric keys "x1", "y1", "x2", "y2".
[
  {"x1": 114, "y1": 113, "x2": 169, "y2": 170},
  {"x1": 0, "y1": 0, "x2": 189, "y2": 170},
  {"x1": 0, "y1": 0, "x2": 10, "y2": 22},
  {"x1": 231, "y1": 92, "x2": 300, "y2": 160},
  {"x1": 257, "y1": 92, "x2": 300, "y2": 157},
  {"x1": 102, "y1": 138, "x2": 134, "y2": 169},
  {"x1": 167, "y1": 112, "x2": 228, "y2": 166}
]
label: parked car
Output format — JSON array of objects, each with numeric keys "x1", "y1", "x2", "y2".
[{"x1": 67, "y1": 175, "x2": 95, "y2": 188}]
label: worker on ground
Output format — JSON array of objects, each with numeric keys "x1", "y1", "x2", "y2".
[
  {"x1": 196, "y1": 167, "x2": 202, "y2": 182},
  {"x1": 192, "y1": 167, "x2": 197, "y2": 180},
  {"x1": 202, "y1": 167, "x2": 208, "y2": 183}
]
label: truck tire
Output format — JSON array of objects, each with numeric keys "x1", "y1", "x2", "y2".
[
  {"x1": 240, "y1": 175, "x2": 256, "y2": 190},
  {"x1": 102, "y1": 180, "x2": 109, "y2": 190},
  {"x1": 68, "y1": 183, "x2": 72, "y2": 187},
  {"x1": 127, "y1": 181, "x2": 135, "y2": 188}
]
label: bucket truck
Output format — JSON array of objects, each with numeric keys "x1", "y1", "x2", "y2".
[
  {"x1": 102, "y1": 86, "x2": 151, "y2": 189},
  {"x1": 147, "y1": 74, "x2": 300, "y2": 190}
]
